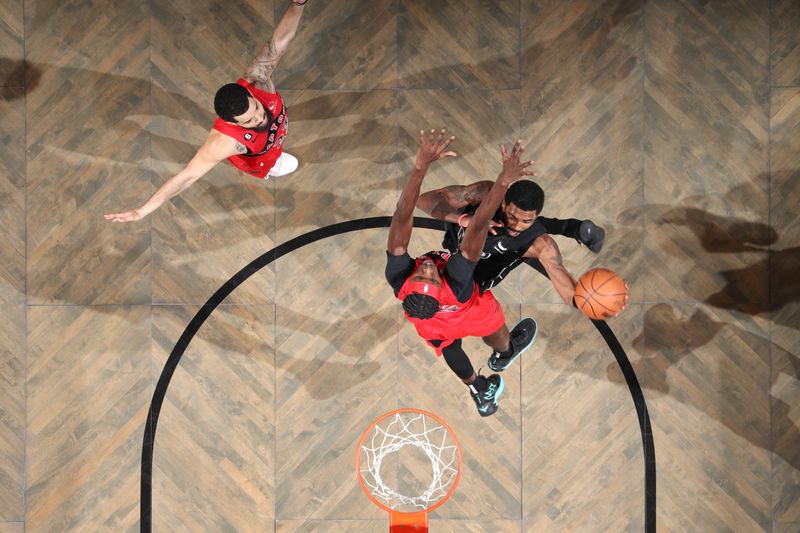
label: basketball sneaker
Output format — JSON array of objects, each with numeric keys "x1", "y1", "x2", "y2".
[
  {"x1": 578, "y1": 220, "x2": 605, "y2": 253},
  {"x1": 470, "y1": 374, "x2": 504, "y2": 417},
  {"x1": 267, "y1": 152, "x2": 299, "y2": 178},
  {"x1": 488, "y1": 318, "x2": 537, "y2": 372}
]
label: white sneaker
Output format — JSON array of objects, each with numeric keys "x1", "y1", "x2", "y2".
[{"x1": 267, "y1": 152, "x2": 298, "y2": 177}]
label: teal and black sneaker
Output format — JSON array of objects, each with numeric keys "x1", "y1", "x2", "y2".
[
  {"x1": 471, "y1": 374, "x2": 505, "y2": 417},
  {"x1": 488, "y1": 318, "x2": 538, "y2": 372}
]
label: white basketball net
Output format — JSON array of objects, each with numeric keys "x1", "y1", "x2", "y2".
[{"x1": 359, "y1": 411, "x2": 460, "y2": 513}]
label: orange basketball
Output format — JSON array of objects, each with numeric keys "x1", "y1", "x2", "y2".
[{"x1": 574, "y1": 268, "x2": 628, "y2": 320}]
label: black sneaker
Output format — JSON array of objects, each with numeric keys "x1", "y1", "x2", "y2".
[
  {"x1": 488, "y1": 318, "x2": 538, "y2": 372},
  {"x1": 578, "y1": 220, "x2": 605, "y2": 253},
  {"x1": 470, "y1": 374, "x2": 505, "y2": 417}
]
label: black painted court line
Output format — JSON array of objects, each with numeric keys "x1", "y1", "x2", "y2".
[
  {"x1": 140, "y1": 216, "x2": 655, "y2": 532},
  {"x1": 526, "y1": 259, "x2": 657, "y2": 532},
  {"x1": 591, "y1": 319, "x2": 657, "y2": 532}
]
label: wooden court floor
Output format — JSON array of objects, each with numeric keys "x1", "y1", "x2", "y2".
[{"x1": 1, "y1": 0, "x2": 799, "y2": 531}]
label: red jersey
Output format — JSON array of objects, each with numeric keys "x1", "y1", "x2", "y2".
[
  {"x1": 212, "y1": 79, "x2": 288, "y2": 179},
  {"x1": 397, "y1": 265, "x2": 505, "y2": 356}
]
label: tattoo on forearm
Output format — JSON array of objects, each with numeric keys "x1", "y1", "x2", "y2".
[
  {"x1": 431, "y1": 197, "x2": 455, "y2": 219},
  {"x1": 235, "y1": 142, "x2": 247, "y2": 154},
  {"x1": 245, "y1": 41, "x2": 279, "y2": 91},
  {"x1": 452, "y1": 185, "x2": 484, "y2": 205},
  {"x1": 464, "y1": 186, "x2": 484, "y2": 204},
  {"x1": 543, "y1": 239, "x2": 563, "y2": 265}
]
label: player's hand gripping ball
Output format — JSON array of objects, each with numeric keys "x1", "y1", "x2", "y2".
[{"x1": 574, "y1": 268, "x2": 628, "y2": 320}]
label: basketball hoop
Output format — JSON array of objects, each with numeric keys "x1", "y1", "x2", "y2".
[{"x1": 356, "y1": 408, "x2": 462, "y2": 532}]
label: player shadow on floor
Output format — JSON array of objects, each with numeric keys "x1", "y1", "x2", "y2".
[
  {"x1": 0, "y1": 57, "x2": 41, "y2": 99},
  {"x1": 271, "y1": 304, "x2": 393, "y2": 400},
  {"x1": 659, "y1": 204, "x2": 799, "y2": 333},
  {"x1": 157, "y1": 177, "x2": 397, "y2": 238},
  {"x1": 1, "y1": 0, "x2": 640, "y2": 169},
  {"x1": 0, "y1": 55, "x2": 498, "y2": 172},
  {"x1": 618, "y1": 195, "x2": 798, "y2": 333},
  {"x1": 604, "y1": 302, "x2": 800, "y2": 472},
  {"x1": 171, "y1": 298, "x2": 392, "y2": 401},
  {"x1": 0, "y1": 58, "x2": 400, "y2": 168}
]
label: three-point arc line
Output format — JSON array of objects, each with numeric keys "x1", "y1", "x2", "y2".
[{"x1": 139, "y1": 216, "x2": 656, "y2": 532}]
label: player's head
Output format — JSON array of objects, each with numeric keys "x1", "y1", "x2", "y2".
[
  {"x1": 398, "y1": 252, "x2": 448, "y2": 319},
  {"x1": 501, "y1": 180, "x2": 545, "y2": 237},
  {"x1": 214, "y1": 84, "x2": 271, "y2": 131}
]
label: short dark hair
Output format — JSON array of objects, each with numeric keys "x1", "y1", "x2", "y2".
[
  {"x1": 214, "y1": 83, "x2": 250, "y2": 122},
  {"x1": 402, "y1": 293, "x2": 439, "y2": 319},
  {"x1": 505, "y1": 180, "x2": 544, "y2": 213}
]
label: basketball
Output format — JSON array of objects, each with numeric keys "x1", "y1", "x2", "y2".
[{"x1": 574, "y1": 268, "x2": 628, "y2": 320}]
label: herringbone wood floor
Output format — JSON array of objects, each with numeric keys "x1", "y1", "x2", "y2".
[{"x1": 1, "y1": 0, "x2": 798, "y2": 531}]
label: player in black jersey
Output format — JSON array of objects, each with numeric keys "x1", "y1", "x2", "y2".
[{"x1": 417, "y1": 179, "x2": 605, "y2": 304}]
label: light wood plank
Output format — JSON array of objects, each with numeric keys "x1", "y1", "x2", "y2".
[
  {"x1": 0, "y1": 306, "x2": 24, "y2": 521},
  {"x1": 26, "y1": 306, "x2": 150, "y2": 532}
]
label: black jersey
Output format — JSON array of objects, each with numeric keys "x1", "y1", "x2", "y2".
[{"x1": 442, "y1": 204, "x2": 547, "y2": 291}]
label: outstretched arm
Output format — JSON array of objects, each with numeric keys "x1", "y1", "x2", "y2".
[
  {"x1": 416, "y1": 181, "x2": 493, "y2": 223},
  {"x1": 459, "y1": 141, "x2": 535, "y2": 261},
  {"x1": 244, "y1": 1, "x2": 308, "y2": 93},
  {"x1": 387, "y1": 128, "x2": 457, "y2": 256},
  {"x1": 525, "y1": 235, "x2": 577, "y2": 304},
  {"x1": 417, "y1": 180, "x2": 502, "y2": 234},
  {"x1": 104, "y1": 132, "x2": 239, "y2": 223}
]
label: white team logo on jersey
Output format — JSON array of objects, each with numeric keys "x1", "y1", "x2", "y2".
[{"x1": 495, "y1": 241, "x2": 508, "y2": 252}]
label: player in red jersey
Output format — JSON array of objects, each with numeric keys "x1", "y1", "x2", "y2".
[
  {"x1": 105, "y1": 0, "x2": 308, "y2": 223},
  {"x1": 386, "y1": 128, "x2": 538, "y2": 417}
]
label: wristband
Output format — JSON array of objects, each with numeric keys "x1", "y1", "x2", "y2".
[{"x1": 457, "y1": 213, "x2": 469, "y2": 228}]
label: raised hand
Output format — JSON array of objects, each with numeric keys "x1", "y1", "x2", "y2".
[
  {"x1": 104, "y1": 206, "x2": 148, "y2": 223},
  {"x1": 460, "y1": 215, "x2": 503, "y2": 235},
  {"x1": 611, "y1": 283, "x2": 631, "y2": 317},
  {"x1": 414, "y1": 128, "x2": 457, "y2": 170},
  {"x1": 497, "y1": 140, "x2": 536, "y2": 186}
]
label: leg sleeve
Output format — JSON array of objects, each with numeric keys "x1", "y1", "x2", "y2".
[
  {"x1": 440, "y1": 339, "x2": 475, "y2": 380},
  {"x1": 537, "y1": 216, "x2": 583, "y2": 240}
]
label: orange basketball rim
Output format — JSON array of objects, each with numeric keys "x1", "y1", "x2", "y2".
[{"x1": 356, "y1": 408, "x2": 463, "y2": 532}]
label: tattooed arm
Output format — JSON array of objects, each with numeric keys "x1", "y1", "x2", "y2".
[
  {"x1": 460, "y1": 141, "x2": 534, "y2": 262},
  {"x1": 525, "y1": 234, "x2": 577, "y2": 304},
  {"x1": 243, "y1": 1, "x2": 308, "y2": 93},
  {"x1": 416, "y1": 180, "x2": 493, "y2": 223}
]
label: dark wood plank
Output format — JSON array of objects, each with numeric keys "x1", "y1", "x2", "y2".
[
  {"x1": 0, "y1": 90, "x2": 25, "y2": 306},
  {"x1": 644, "y1": 0, "x2": 770, "y2": 306},
  {"x1": 772, "y1": 0, "x2": 800, "y2": 87},
  {"x1": 521, "y1": 0, "x2": 646, "y2": 305},
  {"x1": 398, "y1": 0, "x2": 520, "y2": 89},
  {"x1": 0, "y1": 0, "x2": 24, "y2": 86},
  {"x1": 25, "y1": 0, "x2": 152, "y2": 305},
  {"x1": 276, "y1": 0, "x2": 397, "y2": 90},
  {"x1": 0, "y1": 306, "x2": 24, "y2": 521},
  {"x1": 770, "y1": 86, "x2": 800, "y2": 523}
]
